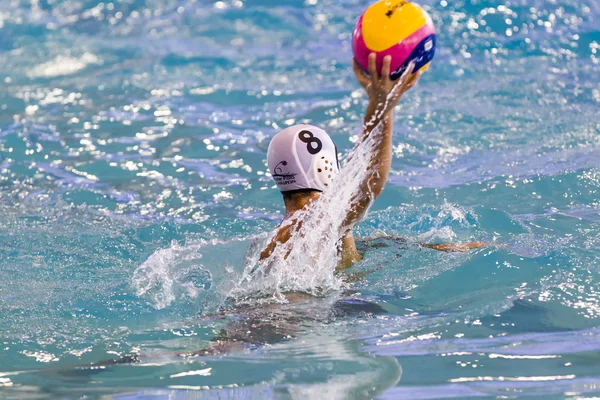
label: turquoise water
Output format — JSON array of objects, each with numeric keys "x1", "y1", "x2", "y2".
[{"x1": 1, "y1": 0, "x2": 600, "y2": 398}]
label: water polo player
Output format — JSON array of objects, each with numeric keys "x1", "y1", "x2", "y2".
[{"x1": 260, "y1": 54, "x2": 484, "y2": 270}]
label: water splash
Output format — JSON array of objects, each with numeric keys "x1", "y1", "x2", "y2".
[
  {"x1": 229, "y1": 122, "x2": 383, "y2": 301},
  {"x1": 132, "y1": 235, "x2": 263, "y2": 310},
  {"x1": 132, "y1": 121, "x2": 383, "y2": 308}
]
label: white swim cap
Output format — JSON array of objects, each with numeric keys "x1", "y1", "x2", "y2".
[{"x1": 267, "y1": 124, "x2": 339, "y2": 193}]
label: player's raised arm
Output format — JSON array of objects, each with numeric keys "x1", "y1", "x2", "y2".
[{"x1": 342, "y1": 53, "x2": 421, "y2": 230}]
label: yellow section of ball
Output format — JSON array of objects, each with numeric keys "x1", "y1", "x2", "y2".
[{"x1": 362, "y1": 1, "x2": 428, "y2": 52}]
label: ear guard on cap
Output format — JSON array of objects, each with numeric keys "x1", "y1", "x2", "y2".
[{"x1": 267, "y1": 124, "x2": 339, "y2": 192}]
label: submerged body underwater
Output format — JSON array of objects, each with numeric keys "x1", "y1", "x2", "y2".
[{"x1": 1, "y1": 0, "x2": 600, "y2": 398}]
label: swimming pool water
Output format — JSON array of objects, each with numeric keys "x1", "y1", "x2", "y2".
[{"x1": 1, "y1": 0, "x2": 600, "y2": 398}]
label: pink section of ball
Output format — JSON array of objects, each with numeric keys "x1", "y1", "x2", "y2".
[
  {"x1": 352, "y1": 14, "x2": 436, "y2": 76},
  {"x1": 352, "y1": 15, "x2": 372, "y2": 71}
]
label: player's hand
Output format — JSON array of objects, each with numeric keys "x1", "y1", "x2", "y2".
[{"x1": 353, "y1": 53, "x2": 421, "y2": 115}]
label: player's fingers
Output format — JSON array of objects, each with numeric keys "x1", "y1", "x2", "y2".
[
  {"x1": 406, "y1": 69, "x2": 422, "y2": 89},
  {"x1": 389, "y1": 77, "x2": 404, "y2": 100},
  {"x1": 381, "y1": 55, "x2": 391, "y2": 84},
  {"x1": 367, "y1": 53, "x2": 379, "y2": 86},
  {"x1": 399, "y1": 62, "x2": 416, "y2": 86},
  {"x1": 390, "y1": 69, "x2": 417, "y2": 101},
  {"x1": 352, "y1": 58, "x2": 370, "y2": 88}
]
